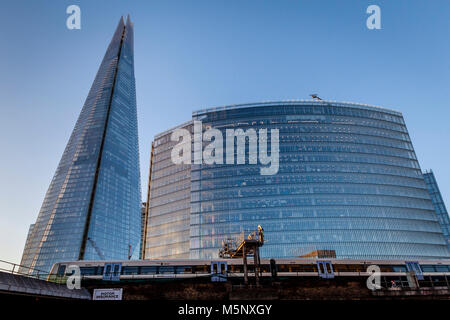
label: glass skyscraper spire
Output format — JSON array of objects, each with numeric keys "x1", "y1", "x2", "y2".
[{"x1": 20, "y1": 16, "x2": 141, "y2": 275}]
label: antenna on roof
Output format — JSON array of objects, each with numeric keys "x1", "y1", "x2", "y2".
[{"x1": 310, "y1": 94, "x2": 323, "y2": 101}]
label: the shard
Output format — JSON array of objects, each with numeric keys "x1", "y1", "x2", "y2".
[{"x1": 20, "y1": 16, "x2": 141, "y2": 275}]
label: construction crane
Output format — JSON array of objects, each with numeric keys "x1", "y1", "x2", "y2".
[
  {"x1": 87, "y1": 237, "x2": 105, "y2": 260},
  {"x1": 310, "y1": 93, "x2": 323, "y2": 101}
]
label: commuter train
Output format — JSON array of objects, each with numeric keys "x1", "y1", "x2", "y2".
[{"x1": 48, "y1": 258, "x2": 450, "y2": 286}]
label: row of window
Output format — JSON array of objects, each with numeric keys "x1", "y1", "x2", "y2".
[
  {"x1": 193, "y1": 163, "x2": 422, "y2": 180},
  {"x1": 191, "y1": 195, "x2": 434, "y2": 214},
  {"x1": 190, "y1": 206, "x2": 438, "y2": 226},
  {"x1": 193, "y1": 184, "x2": 430, "y2": 202},
  {"x1": 199, "y1": 105, "x2": 405, "y2": 126},
  {"x1": 193, "y1": 173, "x2": 426, "y2": 191},
  {"x1": 63, "y1": 263, "x2": 450, "y2": 277}
]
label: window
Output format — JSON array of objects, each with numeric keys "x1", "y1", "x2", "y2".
[
  {"x1": 140, "y1": 266, "x2": 158, "y2": 274},
  {"x1": 159, "y1": 266, "x2": 174, "y2": 274},
  {"x1": 122, "y1": 266, "x2": 139, "y2": 275}
]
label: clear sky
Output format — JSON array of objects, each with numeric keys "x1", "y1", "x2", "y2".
[{"x1": 0, "y1": 0, "x2": 449, "y2": 264}]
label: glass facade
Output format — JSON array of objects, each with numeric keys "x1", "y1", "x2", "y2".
[
  {"x1": 20, "y1": 16, "x2": 141, "y2": 274},
  {"x1": 423, "y1": 170, "x2": 450, "y2": 251},
  {"x1": 144, "y1": 122, "x2": 193, "y2": 259},
  {"x1": 146, "y1": 101, "x2": 450, "y2": 260}
]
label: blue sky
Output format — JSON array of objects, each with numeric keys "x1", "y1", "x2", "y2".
[{"x1": 0, "y1": 0, "x2": 449, "y2": 264}]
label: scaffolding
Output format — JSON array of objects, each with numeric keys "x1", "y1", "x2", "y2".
[{"x1": 219, "y1": 225, "x2": 264, "y2": 285}]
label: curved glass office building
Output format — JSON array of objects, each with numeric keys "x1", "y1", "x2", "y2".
[{"x1": 144, "y1": 101, "x2": 450, "y2": 260}]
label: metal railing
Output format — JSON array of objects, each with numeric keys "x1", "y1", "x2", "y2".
[{"x1": 0, "y1": 259, "x2": 52, "y2": 282}]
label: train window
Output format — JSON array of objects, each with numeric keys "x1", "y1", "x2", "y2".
[
  {"x1": 308, "y1": 264, "x2": 318, "y2": 272},
  {"x1": 213, "y1": 264, "x2": 218, "y2": 274},
  {"x1": 105, "y1": 264, "x2": 111, "y2": 276},
  {"x1": 80, "y1": 267, "x2": 96, "y2": 275},
  {"x1": 379, "y1": 265, "x2": 395, "y2": 272},
  {"x1": 333, "y1": 265, "x2": 347, "y2": 272},
  {"x1": 230, "y1": 265, "x2": 243, "y2": 273},
  {"x1": 334, "y1": 264, "x2": 364, "y2": 272},
  {"x1": 421, "y1": 265, "x2": 435, "y2": 272},
  {"x1": 57, "y1": 265, "x2": 66, "y2": 276},
  {"x1": 318, "y1": 263, "x2": 324, "y2": 274},
  {"x1": 392, "y1": 266, "x2": 407, "y2": 272},
  {"x1": 193, "y1": 265, "x2": 209, "y2": 273},
  {"x1": 184, "y1": 267, "x2": 193, "y2": 274},
  {"x1": 277, "y1": 264, "x2": 289, "y2": 272},
  {"x1": 221, "y1": 265, "x2": 226, "y2": 275},
  {"x1": 287, "y1": 265, "x2": 296, "y2": 272},
  {"x1": 260, "y1": 264, "x2": 270, "y2": 273},
  {"x1": 434, "y1": 265, "x2": 449, "y2": 272},
  {"x1": 140, "y1": 266, "x2": 158, "y2": 274},
  {"x1": 159, "y1": 266, "x2": 174, "y2": 274},
  {"x1": 113, "y1": 264, "x2": 120, "y2": 276},
  {"x1": 352, "y1": 265, "x2": 366, "y2": 272},
  {"x1": 175, "y1": 266, "x2": 190, "y2": 274},
  {"x1": 290, "y1": 265, "x2": 316, "y2": 272},
  {"x1": 122, "y1": 266, "x2": 139, "y2": 275}
]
